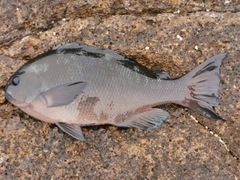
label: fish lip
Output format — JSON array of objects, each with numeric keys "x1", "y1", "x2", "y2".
[
  {"x1": 5, "y1": 91, "x2": 29, "y2": 107},
  {"x1": 5, "y1": 91, "x2": 12, "y2": 102}
]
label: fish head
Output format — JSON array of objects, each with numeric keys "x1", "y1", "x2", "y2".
[{"x1": 5, "y1": 62, "x2": 44, "y2": 107}]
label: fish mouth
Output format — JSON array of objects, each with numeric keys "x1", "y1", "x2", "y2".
[{"x1": 5, "y1": 91, "x2": 29, "y2": 107}]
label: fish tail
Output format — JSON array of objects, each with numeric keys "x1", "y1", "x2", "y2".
[{"x1": 179, "y1": 53, "x2": 227, "y2": 121}]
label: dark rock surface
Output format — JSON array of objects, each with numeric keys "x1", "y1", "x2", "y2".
[{"x1": 0, "y1": 0, "x2": 239, "y2": 179}]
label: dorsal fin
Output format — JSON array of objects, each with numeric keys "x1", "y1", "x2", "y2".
[
  {"x1": 153, "y1": 70, "x2": 171, "y2": 79},
  {"x1": 53, "y1": 43, "x2": 160, "y2": 79},
  {"x1": 117, "y1": 54, "x2": 159, "y2": 79}
]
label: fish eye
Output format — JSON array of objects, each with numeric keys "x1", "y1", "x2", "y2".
[{"x1": 12, "y1": 76, "x2": 20, "y2": 86}]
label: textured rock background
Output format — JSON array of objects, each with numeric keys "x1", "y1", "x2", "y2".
[{"x1": 0, "y1": 0, "x2": 240, "y2": 179}]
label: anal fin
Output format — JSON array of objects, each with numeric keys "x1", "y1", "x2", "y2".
[{"x1": 115, "y1": 109, "x2": 169, "y2": 130}]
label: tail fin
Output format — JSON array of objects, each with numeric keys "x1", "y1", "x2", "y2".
[{"x1": 180, "y1": 53, "x2": 227, "y2": 121}]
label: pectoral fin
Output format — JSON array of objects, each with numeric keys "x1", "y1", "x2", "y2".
[
  {"x1": 115, "y1": 108, "x2": 169, "y2": 130},
  {"x1": 56, "y1": 122, "x2": 85, "y2": 141},
  {"x1": 41, "y1": 81, "x2": 87, "y2": 107}
]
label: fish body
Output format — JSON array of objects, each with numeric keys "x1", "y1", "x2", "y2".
[{"x1": 5, "y1": 43, "x2": 226, "y2": 140}]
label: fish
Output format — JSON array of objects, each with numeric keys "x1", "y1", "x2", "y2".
[{"x1": 5, "y1": 43, "x2": 226, "y2": 141}]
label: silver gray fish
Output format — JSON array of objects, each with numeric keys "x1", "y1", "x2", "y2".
[{"x1": 5, "y1": 43, "x2": 226, "y2": 141}]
